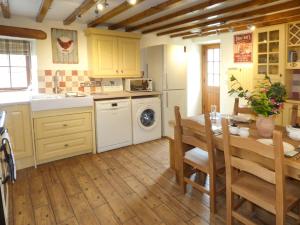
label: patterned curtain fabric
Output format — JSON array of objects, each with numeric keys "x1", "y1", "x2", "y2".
[{"x1": 0, "y1": 39, "x2": 31, "y2": 55}]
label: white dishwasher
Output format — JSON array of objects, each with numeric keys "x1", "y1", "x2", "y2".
[{"x1": 95, "y1": 99, "x2": 132, "y2": 153}]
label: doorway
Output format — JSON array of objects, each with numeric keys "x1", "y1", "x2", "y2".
[{"x1": 202, "y1": 44, "x2": 220, "y2": 113}]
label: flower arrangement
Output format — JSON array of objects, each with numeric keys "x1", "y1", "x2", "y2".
[{"x1": 228, "y1": 75, "x2": 287, "y2": 117}]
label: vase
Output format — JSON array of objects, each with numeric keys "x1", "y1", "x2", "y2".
[{"x1": 256, "y1": 115, "x2": 275, "y2": 138}]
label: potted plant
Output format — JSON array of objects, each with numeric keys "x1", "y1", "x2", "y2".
[{"x1": 228, "y1": 75, "x2": 287, "y2": 137}]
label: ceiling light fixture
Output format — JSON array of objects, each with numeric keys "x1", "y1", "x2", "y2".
[
  {"x1": 97, "y1": 3, "x2": 104, "y2": 11},
  {"x1": 95, "y1": 0, "x2": 109, "y2": 15},
  {"x1": 248, "y1": 25, "x2": 256, "y2": 31},
  {"x1": 127, "y1": 0, "x2": 137, "y2": 5}
]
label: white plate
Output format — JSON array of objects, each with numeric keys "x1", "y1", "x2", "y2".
[
  {"x1": 257, "y1": 139, "x2": 295, "y2": 154},
  {"x1": 286, "y1": 125, "x2": 300, "y2": 133},
  {"x1": 288, "y1": 132, "x2": 300, "y2": 141},
  {"x1": 232, "y1": 115, "x2": 252, "y2": 123}
]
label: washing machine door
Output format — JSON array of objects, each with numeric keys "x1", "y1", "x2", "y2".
[{"x1": 137, "y1": 106, "x2": 158, "y2": 130}]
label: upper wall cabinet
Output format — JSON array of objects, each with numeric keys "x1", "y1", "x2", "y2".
[
  {"x1": 253, "y1": 24, "x2": 285, "y2": 84},
  {"x1": 85, "y1": 29, "x2": 141, "y2": 78},
  {"x1": 286, "y1": 21, "x2": 300, "y2": 69}
]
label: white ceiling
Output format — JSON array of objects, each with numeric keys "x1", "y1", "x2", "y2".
[
  {"x1": 1, "y1": 0, "x2": 293, "y2": 33},
  {"x1": 2, "y1": 0, "x2": 238, "y2": 25}
]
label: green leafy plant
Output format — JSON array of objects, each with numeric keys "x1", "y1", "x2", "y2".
[{"x1": 228, "y1": 75, "x2": 287, "y2": 117}]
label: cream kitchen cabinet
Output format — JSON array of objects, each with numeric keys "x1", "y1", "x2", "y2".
[
  {"x1": 253, "y1": 24, "x2": 286, "y2": 84},
  {"x1": 0, "y1": 104, "x2": 34, "y2": 169},
  {"x1": 32, "y1": 107, "x2": 95, "y2": 164},
  {"x1": 85, "y1": 28, "x2": 141, "y2": 78}
]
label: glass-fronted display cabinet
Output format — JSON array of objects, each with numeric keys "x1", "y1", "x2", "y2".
[{"x1": 253, "y1": 24, "x2": 285, "y2": 84}]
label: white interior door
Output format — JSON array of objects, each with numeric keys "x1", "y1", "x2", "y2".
[
  {"x1": 164, "y1": 45, "x2": 187, "y2": 90},
  {"x1": 162, "y1": 90, "x2": 186, "y2": 138}
]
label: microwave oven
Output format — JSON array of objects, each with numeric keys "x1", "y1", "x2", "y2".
[{"x1": 125, "y1": 78, "x2": 153, "y2": 92}]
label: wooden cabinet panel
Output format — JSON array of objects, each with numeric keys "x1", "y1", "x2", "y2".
[
  {"x1": 94, "y1": 36, "x2": 118, "y2": 76},
  {"x1": 33, "y1": 107, "x2": 95, "y2": 164},
  {"x1": 118, "y1": 38, "x2": 140, "y2": 77},
  {"x1": 0, "y1": 104, "x2": 33, "y2": 159},
  {"x1": 85, "y1": 29, "x2": 141, "y2": 78},
  {"x1": 34, "y1": 112, "x2": 92, "y2": 139},
  {"x1": 36, "y1": 131, "x2": 92, "y2": 164}
]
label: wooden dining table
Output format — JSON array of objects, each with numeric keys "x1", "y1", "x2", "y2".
[{"x1": 169, "y1": 115, "x2": 300, "y2": 183}]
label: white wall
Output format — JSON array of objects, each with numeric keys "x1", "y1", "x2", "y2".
[
  {"x1": 0, "y1": 16, "x2": 88, "y2": 71},
  {"x1": 192, "y1": 32, "x2": 254, "y2": 114},
  {"x1": 141, "y1": 34, "x2": 201, "y2": 117}
]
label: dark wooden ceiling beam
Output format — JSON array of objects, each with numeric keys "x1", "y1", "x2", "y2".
[
  {"x1": 157, "y1": 0, "x2": 300, "y2": 36},
  {"x1": 0, "y1": 25, "x2": 47, "y2": 39},
  {"x1": 182, "y1": 14, "x2": 300, "y2": 39},
  {"x1": 36, "y1": 0, "x2": 54, "y2": 22},
  {"x1": 171, "y1": 7, "x2": 300, "y2": 38},
  {"x1": 108, "y1": 0, "x2": 182, "y2": 30},
  {"x1": 126, "y1": 0, "x2": 227, "y2": 32},
  {"x1": 0, "y1": 0, "x2": 11, "y2": 18},
  {"x1": 64, "y1": 0, "x2": 96, "y2": 25},
  {"x1": 88, "y1": 0, "x2": 145, "y2": 27},
  {"x1": 142, "y1": 0, "x2": 275, "y2": 34}
]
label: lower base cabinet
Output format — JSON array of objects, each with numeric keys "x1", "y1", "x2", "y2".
[
  {"x1": 33, "y1": 107, "x2": 95, "y2": 164},
  {"x1": 0, "y1": 104, "x2": 34, "y2": 169}
]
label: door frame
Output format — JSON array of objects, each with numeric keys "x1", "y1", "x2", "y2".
[{"x1": 201, "y1": 43, "x2": 221, "y2": 113}]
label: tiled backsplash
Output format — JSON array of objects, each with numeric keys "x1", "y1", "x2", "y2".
[{"x1": 38, "y1": 70, "x2": 103, "y2": 94}]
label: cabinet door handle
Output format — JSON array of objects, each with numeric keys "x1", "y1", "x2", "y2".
[{"x1": 64, "y1": 144, "x2": 69, "y2": 147}]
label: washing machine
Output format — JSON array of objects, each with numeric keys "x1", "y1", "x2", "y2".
[{"x1": 132, "y1": 97, "x2": 162, "y2": 144}]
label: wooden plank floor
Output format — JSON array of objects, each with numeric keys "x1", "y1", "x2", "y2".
[{"x1": 10, "y1": 138, "x2": 297, "y2": 225}]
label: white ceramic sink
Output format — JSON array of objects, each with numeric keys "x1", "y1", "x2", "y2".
[{"x1": 31, "y1": 94, "x2": 94, "y2": 111}]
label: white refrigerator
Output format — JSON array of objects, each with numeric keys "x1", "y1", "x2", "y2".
[{"x1": 142, "y1": 44, "x2": 187, "y2": 138}]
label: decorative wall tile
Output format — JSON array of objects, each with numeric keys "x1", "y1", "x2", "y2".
[
  {"x1": 72, "y1": 70, "x2": 78, "y2": 76},
  {"x1": 37, "y1": 70, "x2": 121, "y2": 94},
  {"x1": 45, "y1": 70, "x2": 52, "y2": 76},
  {"x1": 38, "y1": 70, "x2": 96, "y2": 94}
]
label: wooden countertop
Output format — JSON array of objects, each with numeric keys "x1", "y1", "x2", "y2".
[{"x1": 92, "y1": 91, "x2": 161, "y2": 100}]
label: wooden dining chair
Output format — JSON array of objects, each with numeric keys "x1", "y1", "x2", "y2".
[
  {"x1": 174, "y1": 106, "x2": 225, "y2": 214},
  {"x1": 222, "y1": 118, "x2": 300, "y2": 225},
  {"x1": 233, "y1": 98, "x2": 256, "y2": 116},
  {"x1": 291, "y1": 104, "x2": 300, "y2": 126}
]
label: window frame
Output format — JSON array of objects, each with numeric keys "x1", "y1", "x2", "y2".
[{"x1": 0, "y1": 41, "x2": 32, "y2": 91}]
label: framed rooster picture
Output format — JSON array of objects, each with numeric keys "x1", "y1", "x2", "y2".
[{"x1": 51, "y1": 28, "x2": 78, "y2": 64}]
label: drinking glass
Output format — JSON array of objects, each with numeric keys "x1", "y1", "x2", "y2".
[{"x1": 211, "y1": 105, "x2": 217, "y2": 120}]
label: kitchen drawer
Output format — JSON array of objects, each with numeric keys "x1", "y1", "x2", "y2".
[
  {"x1": 36, "y1": 131, "x2": 93, "y2": 163},
  {"x1": 34, "y1": 112, "x2": 92, "y2": 139}
]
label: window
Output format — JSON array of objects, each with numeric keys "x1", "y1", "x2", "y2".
[
  {"x1": 0, "y1": 39, "x2": 31, "y2": 90},
  {"x1": 207, "y1": 48, "x2": 220, "y2": 87}
]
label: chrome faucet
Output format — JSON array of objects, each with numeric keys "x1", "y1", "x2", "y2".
[{"x1": 53, "y1": 70, "x2": 63, "y2": 94}]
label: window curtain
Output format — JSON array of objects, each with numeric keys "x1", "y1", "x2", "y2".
[{"x1": 0, "y1": 39, "x2": 31, "y2": 55}]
